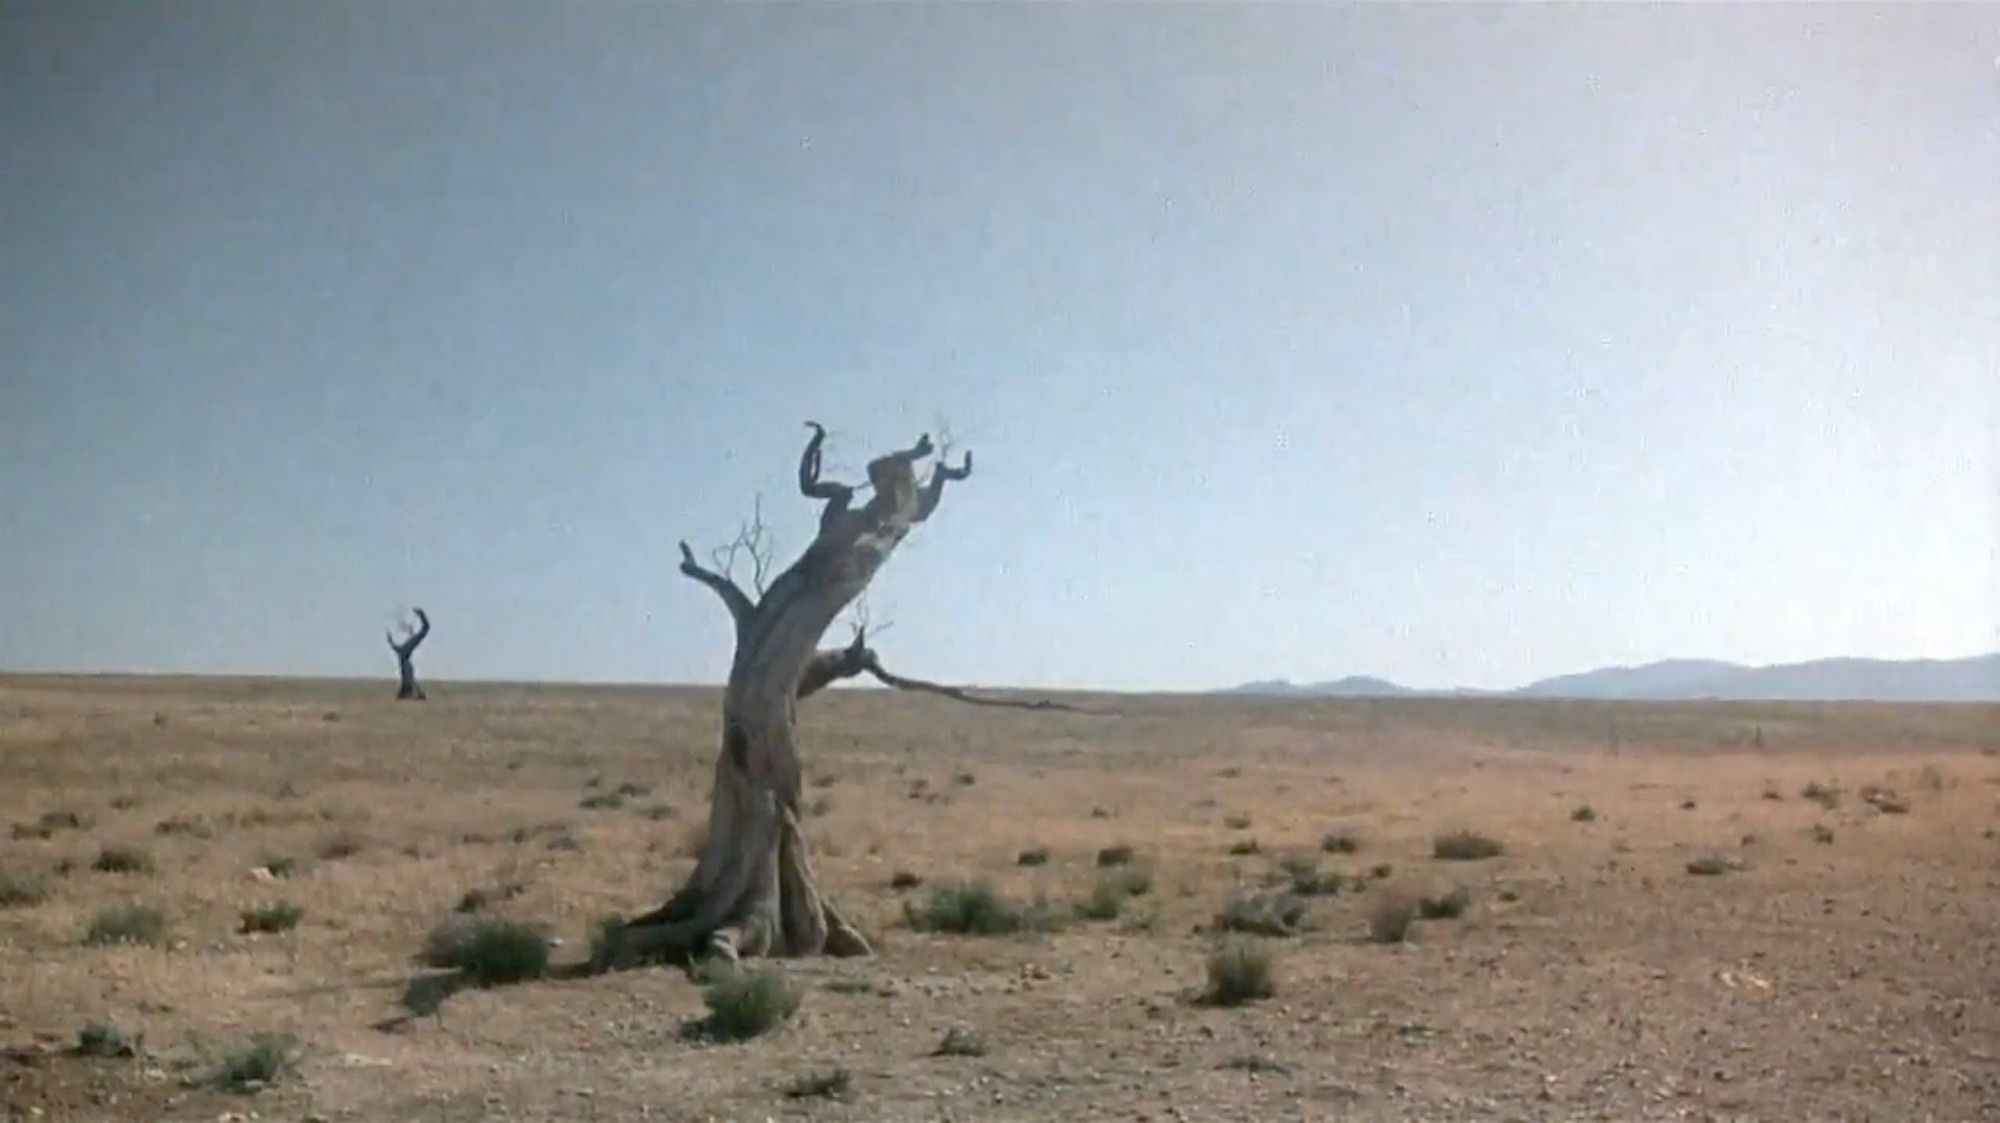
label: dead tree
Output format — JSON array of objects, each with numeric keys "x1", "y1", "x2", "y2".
[
  {"x1": 386, "y1": 608, "x2": 430, "y2": 701},
  {"x1": 599, "y1": 422, "x2": 987, "y2": 969}
]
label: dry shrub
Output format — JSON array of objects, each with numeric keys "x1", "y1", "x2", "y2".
[
  {"x1": 700, "y1": 969, "x2": 800, "y2": 1041},
  {"x1": 1203, "y1": 942, "x2": 1277, "y2": 1006},
  {"x1": 0, "y1": 872, "x2": 49, "y2": 908},
  {"x1": 905, "y1": 880, "x2": 1054, "y2": 935},
  {"x1": 1417, "y1": 886, "x2": 1471, "y2": 919},
  {"x1": 783, "y1": 1068, "x2": 852, "y2": 1100},
  {"x1": 1368, "y1": 890, "x2": 1418, "y2": 943},
  {"x1": 317, "y1": 828, "x2": 366, "y2": 860},
  {"x1": 239, "y1": 902, "x2": 304, "y2": 933},
  {"x1": 1095, "y1": 844, "x2": 1136, "y2": 867},
  {"x1": 1319, "y1": 831, "x2": 1361, "y2": 854},
  {"x1": 1215, "y1": 891, "x2": 1306, "y2": 937},
  {"x1": 84, "y1": 903, "x2": 166, "y2": 946},
  {"x1": 91, "y1": 845, "x2": 154, "y2": 874},
  {"x1": 421, "y1": 916, "x2": 550, "y2": 985},
  {"x1": 1432, "y1": 830, "x2": 1503, "y2": 861}
]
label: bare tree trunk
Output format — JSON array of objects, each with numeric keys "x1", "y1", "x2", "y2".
[
  {"x1": 600, "y1": 424, "x2": 970, "y2": 969},
  {"x1": 387, "y1": 608, "x2": 430, "y2": 701}
]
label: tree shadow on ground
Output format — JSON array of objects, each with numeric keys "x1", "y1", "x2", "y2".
[{"x1": 369, "y1": 962, "x2": 600, "y2": 1033}]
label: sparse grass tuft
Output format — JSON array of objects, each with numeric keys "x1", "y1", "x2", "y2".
[
  {"x1": 586, "y1": 913, "x2": 627, "y2": 970},
  {"x1": 904, "y1": 880, "x2": 1052, "y2": 936},
  {"x1": 889, "y1": 869, "x2": 924, "y2": 889},
  {"x1": 578, "y1": 791, "x2": 626, "y2": 811},
  {"x1": 1686, "y1": 855, "x2": 1731, "y2": 876},
  {"x1": 699, "y1": 969, "x2": 801, "y2": 1041},
  {"x1": 239, "y1": 902, "x2": 304, "y2": 933},
  {"x1": 1369, "y1": 863, "x2": 1394, "y2": 880},
  {"x1": 1319, "y1": 830, "x2": 1361, "y2": 854},
  {"x1": 1095, "y1": 844, "x2": 1136, "y2": 867},
  {"x1": 1015, "y1": 846, "x2": 1051, "y2": 867},
  {"x1": 1417, "y1": 886, "x2": 1471, "y2": 919},
  {"x1": 1432, "y1": 830, "x2": 1504, "y2": 861},
  {"x1": 257, "y1": 855, "x2": 299, "y2": 878},
  {"x1": 783, "y1": 1068, "x2": 852, "y2": 1100},
  {"x1": 1223, "y1": 813, "x2": 1252, "y2": 830},
  {"x1": 1801, "y1": 781, "x2": 1841, "y2": 809},
  {"x1": 83, "y1": 903, "x2": 165, "y2": 946},
  {"x1": 212, "y1": 1033, "x2": 294, "y2": 1092},
  {"x1": 75, "y1": 1023, "x2": 138, "y2": 1058},
  {"x1": 1368, "y1": 890, "x2": 1419, "y2": 943},
  {"x1": 1202, "y1": 942, "x2": 1277, "y2": 1006},
  {"x1": 421, "y1": 916, "x2": 549, "y2": 985},
  {"x1": 152, "y1": 814, "x2": 212, "y2": 839},
  {"x1": 0, "y1": 872, "x2": 50, "y2": 908},
  {"x1": 451, "y1": 881, "x2": 527, "y2": 913},
  {"x1": 1215, "y1": 890, "x2": 1306, "y2": 937},
  {"x1": 933, "y1": 1025, "x2": 987, "y2": 1056},
  {"x1": 317, "y1": 828, "x2": 366, "y2": 860},
  {"x1": 91, "y1": 845, "x2": 154, "y2": 874},
  {"x1": 640, "y1": 803, "x2": 676, "y2": 821},
  {"x1": 13, "y1": 809, "x2": 89, "y2": 840},
  {"x1": 1810, "y1": 823, "x2": 1836, "y2": 845},
  {"x1": 1570, "y1": 804, "x2": 1598, "y2": 822},
  {"x1": 1277, "y1": 854, "x2": 1343, "y2": 896},
  {"x1": 1227, "y1": 838, "x2": 1262, "y2": 856},
  {"x1": 1077, "y1": 868, "x2": 1152, "y2": 920}
]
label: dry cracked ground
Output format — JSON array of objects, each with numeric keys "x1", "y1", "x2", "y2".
[{"x1": 2, "y1": 676, "x2": 1996, "y2": 1122}]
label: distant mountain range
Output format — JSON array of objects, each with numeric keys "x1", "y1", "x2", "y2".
[{"x1": 1227, "y1": 653, "x2": 2000, "y2": 703}]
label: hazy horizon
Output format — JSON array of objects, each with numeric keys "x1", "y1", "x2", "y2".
[{"x1": 4, "y1": 3, "x2": 1996, "y2": 692}]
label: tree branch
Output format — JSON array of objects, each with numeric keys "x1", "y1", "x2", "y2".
[
  {"x1": 790, "y1": 629, "x2": 1102, "y2": 714},
  {"x1": 915, "y1": 451, "x2": 972, "y2": 522},
  {"x1": 862, "y1": 659, "x2": 1097, "y2": 713},
  {"x1": 795, "y1": 630, "x2": 873, "y2": 701},
  {"x1": 800, "y1": 421, "x2": 856, "y2": 534},
  {"x1": 799, "y1": 421, "x2": 852, "y2": 502},
  {"x1": 678, "y1": 540, "x2": 753, "y2": 625},
  {"x1": 709, "y1": 494, "x2": 776, "y2": 597},
  {"x1": 388, "y1": 607, "x2": 431, "y2": 656}
]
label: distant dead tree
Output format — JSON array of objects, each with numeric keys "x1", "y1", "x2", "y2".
[
  {"x1": 596, "y1": 422, "x2": 1089, "y2": 971},
  {"x1": 386, "y1": 607, "x2": 431, "y2": 701}
]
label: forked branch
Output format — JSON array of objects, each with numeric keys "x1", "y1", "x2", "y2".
[
  {"x1": 678, "y1": 541, "x2": 753, "y2": 626},
  {"x1": 386, "y1": 607, "x2": 431, "y2": 657},
  {"x1": 709, "y1": 493, "x2": 777, "y2": 597},
  {"x1": 916, "y1": 450, "x2": 972, "y2": 522}
]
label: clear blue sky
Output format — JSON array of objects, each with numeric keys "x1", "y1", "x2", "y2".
[{"x1": 2, "y1": 3, "x2": 1995, "y2": 691}]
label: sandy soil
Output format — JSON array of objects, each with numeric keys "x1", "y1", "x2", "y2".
[{"x1": 2, "y1": 675, "x2": 1996, "y2": 1122}]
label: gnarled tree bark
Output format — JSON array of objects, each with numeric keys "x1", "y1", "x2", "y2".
[
  {"x1": 597, "y1": 423, "x2": 974, "y2": 970},
  {"x1": 387, "y1": 608, "x2": 431, "y2": 701}
]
